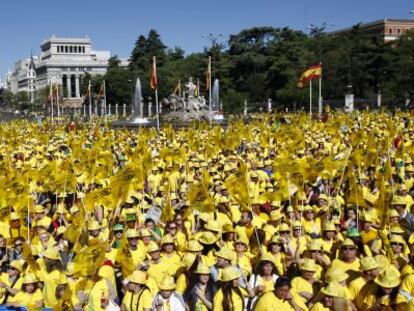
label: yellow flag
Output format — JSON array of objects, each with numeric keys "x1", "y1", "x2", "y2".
[
  {"x1": 160, "y1": 184, "x2": 174, "y2": 223},
  {"x1": 116, "y1": 235, "x2": 135, "y2": 277},
  {"x1": 188, "y1": 180, "x2": 214, "y2": 214},
  {"x1": 224, "y1": 163, "x2": 250, "y2": 210}
]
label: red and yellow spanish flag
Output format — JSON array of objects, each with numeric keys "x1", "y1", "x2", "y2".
[
  {"x1": 298, "y1": 64, "x2": 322, "y2": 88},
  {"x1": 150, "y1": 56, "x2": 158, "y2": 90},
  {"x1": 206, "y1": 57, "x2": 211, "y2": 90}
]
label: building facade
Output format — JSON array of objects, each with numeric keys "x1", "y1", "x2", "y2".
[
  {"x1": 330, "y1": 18, "x2": 414, "y2": 42},
  {"x1": 7, "y1": 35, "x2": 128, "y2": 106},
  {"x1": 7, "y1": 56, "x2": 38, "y2": 102}
]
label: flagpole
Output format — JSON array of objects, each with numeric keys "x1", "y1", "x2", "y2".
[
  {"x1": 56, "y1": 83, "x2": 60, "y2": 119},
  {"x1": 153, "y1": 56, "x2": 160, "y2": 131},
  {"x1": 309, "y1": 79, "x2": 312, "y2": 118},
  {"x1": 88, "y1": 80, "x2": 92, "y2": 120},
  {"x1": 50, "y1": 82, "x2": 54, "y2": 124},
  {"x1": 103, "y1": 79, "x2": 107, "y2": 119},
  {"x1": 318, "y1": 69, "x2": 322, "y2": 116},
  {"x1": 208, "y1": 56, "x2": 212, "y2": 124}
]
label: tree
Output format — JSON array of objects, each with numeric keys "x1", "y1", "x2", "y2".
[
  {"x1": 129, "y1": 35, "x2": 147, "y2": 72},
  {"x1": 105, "y1": 56, "x2": 133, "y2": 105}
]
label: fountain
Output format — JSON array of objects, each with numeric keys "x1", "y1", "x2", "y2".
[
  {"x1": 212, "y1": 79, "x2": 225, "y2": 121},
  {"x1": 112, "y1": 78, "x2": 155, "y2": 128}
]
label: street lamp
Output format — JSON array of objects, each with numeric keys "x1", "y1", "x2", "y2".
[{"x1": 202, "y1": 33, "x2": 225, "y2": 80}]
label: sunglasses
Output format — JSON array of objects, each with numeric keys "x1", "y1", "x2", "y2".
[
  {"x1": 169, "y1": 227, "x2": 177, "y2": 230},
  {"x1": 342, "y1": 247, "x2": 355, "y2": 251},
  {"x1": 15, "y1": 243, "x2": 23, "y2": 247},
  {"x1": 128, "y1": 237, "x2": 138, "y2": 241},
  {"x1": 391, "y1": 243, "x2": 404, "y2": 247}
]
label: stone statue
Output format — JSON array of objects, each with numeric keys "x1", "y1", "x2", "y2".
[{"x1": 185, "y1": 77, "x2": 197, "y2": 98}]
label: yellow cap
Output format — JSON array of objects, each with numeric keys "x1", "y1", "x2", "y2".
[
  {"x1": 182, "y1": 253, "x2": 197, "y2": 270},
  {"x1": 258, "y1": 253, "x2": 275, "y2": 263},
  {"x1": 374, "y1": 266, "x2": 401, "y2": 288},
  {"x1": 215, "y1": 247, "x2": 235, "y2": 261},
  {"x1": 87, "y1": 221, "x2": 100, "y2": 231},
  {"x1": 360, "y1": 256, "x2": 380, "y2": 272},
  {"x1": 127, "y1": 271, "x2": 147, "y2": 285},
  {"x1": 23, "y1": 273, "x2": 38, "y2": 284},
  {"x1": 43, "y1": 247, "x2": 60, "y2": 260},
  {"x1": 220, "y1": 266, "x2": 241, "y2": 282},
  {"x1": 10, "y1": 212, "x2": 20, "y2": 221},
  {"x1": 198, "y1": 231, "x2": 218, "y2": 245},
  {"x1": 9, "y1": 260, "x2": 23, "y2": 272},
  {"x1": 161, "y1": 235, "x2": 174, "y2": 245},
  {"x1": 323, "y1": 222, "x2": 336, "y2": 231},
  {"x1": 158, "y1": 276, "x2": 176, "y2": 290},
  {"x1": 389, "y1": 209, "x2": 399, "y2": 218},
  {"x1": 187, "y1": 240, "x2": 203, "y2": 252},
  {"x1": 325, "y1": 267, "x2": 348, "y2": 283},
  {"x1": 308, "y1": 240, "x2": 322, "y2": 251},
  {"x1": 341, "y1": 238, "x2": 356, "y2": 248},
  {"x1": 391, "y1": 196, "x2": 406, "y2": 206},
  {"x1": 139, "y1": 229, "x2": 152, "y2": 238},
  {"x1": 126, "y1": 229, "x2": 139, "y2": 239},
  {"x1": 270, "y1": 210, "x2": 283, "y2": 221},
  {"x1": 278, "y1": 223, "x2": 290, "y2": 232},
  {"x1": 195, "y1": 263, "x2": 210, "y2": 274},
  {"x1": 34, "y1": 205, "x2": 45, "y2": 213},
  {"x1": 205, "y1": 220, "x2": 221, "y2": 233},
  {"x1": 321, "y1": 283, "x2": 347, "y2": 298},
  {"x1": 146, "y1": 241, "x2": 160, "y2": 253},
  {"x1": 300, "y1": 258, "x2": 317, "y2": 272}
]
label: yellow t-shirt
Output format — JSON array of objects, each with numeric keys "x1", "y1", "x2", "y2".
[
  {"x1": 348, "y1": 276, "x2": 366, "y2": 301},
  {"x1": 121, "y1": 289, "x2": 153, "y2": 311},
  {"x1": 401, "y1": 274, "x2": 414, "y2": 295},
  {"x1": 176, "y1": 273, "x2": 187, "y2": 295},
  {"x1": 330, "y1": 258, "x2": 360, "y2": 282},
  {"x1": 84, "y1": 278, "x2": 111, "y2": 311},
  {"x1": 253, "y1": 291, "x2": 295, "y2": 311},
  {"x1": 291, "y1": 276, "x2": 314, "y2": 305},
  {"x1": 266, "y1": 251, "x2": 285, "y2": 276},
  {"x1": 236, "y1": 253, "x2": 253, "y2": 276},
  {"x1": 147, "y1": 259, "x2": 171, "y2": 285},
  {"x1": 213, "y1": 287, "x2": 247, "y2": 311},
  {"x1": 12, "y1": 289, "x2": 44, "y2": 308},
  {"x1": 36, "y1": 269, "x2": 67, "y2": 308},
  {"x1": 161, "y1": 252, "x2": 182, "y2": 276},
  {"x1": 0, "y1": 273, "x2": 23, "y2": 304}
]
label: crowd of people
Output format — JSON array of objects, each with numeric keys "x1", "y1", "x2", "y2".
[{"x1": 0, "y1": 112, "x2": 414, "y2": 311}]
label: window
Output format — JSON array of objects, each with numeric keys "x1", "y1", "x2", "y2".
[
  {"x1": 397, "y1": 28, "x2": 401, "y2": 34},
  {"x1": 65, "y1": 46, "x2": 68, "y2": 53},
  {"x1": 82, "y1": 46, "x2": 85, "y2": 53},
  {"x1": 70, "y1": 46, "x2": 73, "y2": 53},
  {"x1": 389, "y1": 28, "x2": 393, "y2": 34},
  {"x1": 74, "y1": 46, "x2": 78, "y2": 53}
]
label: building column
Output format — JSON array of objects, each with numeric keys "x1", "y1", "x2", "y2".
[
  {"x1": 66, "y1": 74, "x2": 72, "y2": 98},
  {"x1": 75, "y1": 75, "x2": 80, "y2": 98}
]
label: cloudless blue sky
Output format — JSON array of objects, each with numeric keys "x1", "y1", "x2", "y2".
[{"x1": 0, "y1": 0, "x2": 412, "y2": 80}]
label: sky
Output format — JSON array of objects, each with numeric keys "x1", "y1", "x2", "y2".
[{"x1": 0, "y1": 0, "x2": 413, "y2": 80}]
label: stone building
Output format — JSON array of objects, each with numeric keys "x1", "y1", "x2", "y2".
[
  {"x1": 330, "y1": 18, "x2": 414, "y2": 42},
  {"x1": 7, "y1": 35, "x2": 128, "y2": 106}
]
